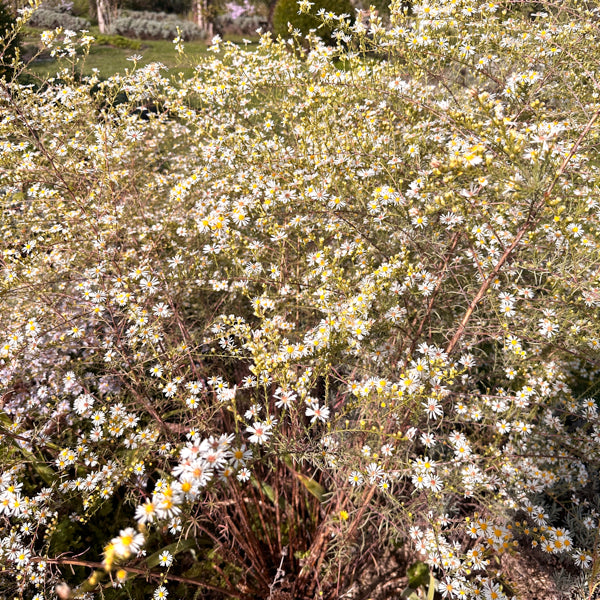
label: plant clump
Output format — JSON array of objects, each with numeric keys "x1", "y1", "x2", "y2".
[{"x1": 2, "y1": 1, "x2": 600, "y2": 600}]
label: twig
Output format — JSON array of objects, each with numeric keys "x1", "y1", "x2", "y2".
[
  {"x1": 445, "y1": 106, "x2": 600, "y2": 355},
  {"x1": 38, "y1": 556, "x2": 245, "y2": 598},
  {"x1": 406, "y1": 231, "x2": 460, "y2": 362}
]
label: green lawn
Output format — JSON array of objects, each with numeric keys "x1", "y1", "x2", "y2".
[{"x1": 20, "y1": 28, "x2": 258, "y2": 81}]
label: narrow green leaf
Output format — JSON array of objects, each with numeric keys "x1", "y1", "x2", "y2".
[
  {"x1": 407, "y1": 561, "x2": 429, "y2": 589},
  {"x1": 280, "y1": 453, "x2": 326, "y2": 502},
  {"x1": 14, "y1": 444, "x2": 55, "y2": 485},
  {"x1": 261, "y1": 481, "x2": 276, "y2": 504},
  {"x1": 427, "y1": 572, "x2": 436, "y2": 600},
  {"x1": 294, "y1": 471, "x2": 326, "y2": 502},
  {"x1": 400, "y1": 586, "x2": 419, "y2": 599},
  {"x1": 146, "y1": 538, "x2": 197, "y2": 569}
]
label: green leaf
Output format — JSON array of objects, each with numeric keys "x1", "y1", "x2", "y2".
[
  {"x1": 146, "y1": 538, "x2": 198, "y2": 569},
  {"x1": 263, "y1": 482, "x2": 276, "y2": 504},
  {"x1": 294, "y1": 471, "x2": 326, "y2": 502},
  {"x1": 427, "y1": 572, "x2": 436, "y2": 600},
  {"x1": 32, "y1": 463, "x2": 55, "y2": 486},
  {"x1": 407, "y1": 561, "x2": 429, "y2": 589},
  {"x1": 49, "y1": 518, "x2": 81, "y2": 555},
  {"x1": 281, "y1": 453, "x2": 326, "y2": 502},
  {"x1": 13, "y1": 443, "x2": 55, "y2": 486},
  {"x1": 400, "y1": 586, "x2": 420, "y2": 600}
]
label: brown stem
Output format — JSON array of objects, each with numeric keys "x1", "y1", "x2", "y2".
[
  {"x1": 345, "y1": 485, "x2": 377, "y2": 542},
  {"x1": 406, "y1": 231, "x2": 460, "y2": 361},
  {"x1": 445, "y1": 105, "x2": 600, "y2": 355},
  {"x1": 38, "y1": 557, "x2": 245, "y2": 598},
  {"x1": 444, "y1": 223, "x2": 530, "y2": 355}
]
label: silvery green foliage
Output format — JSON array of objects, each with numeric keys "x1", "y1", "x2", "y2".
[
  {"x1": 109, "y1": 10, "x2": 206, "y2": 39},
  {"x1": 28, "y1": 7, "x2": 89, "y2": 30}
]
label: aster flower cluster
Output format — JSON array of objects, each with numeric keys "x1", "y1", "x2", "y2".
[{"x1": 2, "y1": 0, "x2": 600, "y2": 598}]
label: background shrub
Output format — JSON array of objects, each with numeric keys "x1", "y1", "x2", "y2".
[
  {"x1": 109, "y1": 9, "x2": 205, "y2": 39},
  {"x1": 214, "y1": 12, "x2": 264, "y2": 35},
  {"x1": 41, "y1": 0, "x2": 75, "y2": 13},
  {"x1": 28, "y1": 7, "x2": 90, "y2": 30},
  {"x1": 93, "y1": 32, "x2": 142, "y2": 48},
  {"x1": 121, "y1": 0, "x2": 192, "y2": 14},
  {"x1": 272, "y1": 0, "x2": 353, "y2": 42},
  {"x1": 69, "y1": 0, "x2": 91, "y2": 17},
  {"x1": 114, "y1": 8, "x2": 187, "y2": 21}
]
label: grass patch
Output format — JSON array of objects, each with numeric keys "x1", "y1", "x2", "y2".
[
  {"x1": 20, "y1": 28, "x2": 259, "y2": 81},
  {"x1": 93, "y1": 34, "x2": 143, "y2": 50}
]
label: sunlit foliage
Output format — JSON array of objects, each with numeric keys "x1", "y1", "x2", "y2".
[{"x1": 2, "y1": 1, "x2": 600, "y2": 598}]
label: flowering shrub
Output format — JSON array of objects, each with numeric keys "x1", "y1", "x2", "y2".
[
  {"x1": 225, "y1": 0, "x2": 254, "y2": 20},
  {"x1": 215, "y1": 1, "x2": 264, "y2": 37},
  {"x1": 3, "y1": 1, "x2": 600, "y2": 599}
]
